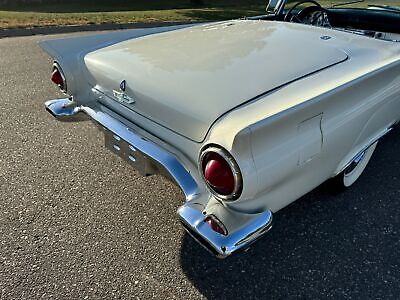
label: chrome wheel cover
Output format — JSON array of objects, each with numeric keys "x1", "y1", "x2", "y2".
[{"x1": 343, "y1": 141, "x2": 378, "y2": 187}]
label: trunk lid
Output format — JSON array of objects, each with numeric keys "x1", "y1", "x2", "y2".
[{"x1": 85, "y1": 20, "x2": 348, "y2": 142}]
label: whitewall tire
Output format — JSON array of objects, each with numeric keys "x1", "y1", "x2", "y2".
[{"x1": 330, "y1": 141, "x2": 378, "y2": 191}]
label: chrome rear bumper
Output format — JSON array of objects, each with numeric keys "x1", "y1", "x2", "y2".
[
  {"x1": 45, "y1": 98, "x2": 199, "y2": 200},
  {"x1": 45, "y1": 98, "x2": 273, "y2": 258}
]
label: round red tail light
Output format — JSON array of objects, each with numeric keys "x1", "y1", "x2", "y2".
[
  {"x1": 204, "y1": 153, "x2": 235, "y2": 195},
  {"x1": 51, "y1": 69, "x2": 63, "y2": 86},
  {"x1": 51, "y1": 63, "x2": 66, "y2": 92},
  {"x1": 200, "y1": 147, "x2": 242, "y2": 200}
]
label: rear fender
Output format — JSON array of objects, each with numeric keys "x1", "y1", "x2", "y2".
[{"x1": 39, "y1": 24, "x2": 196, "y2": 100}]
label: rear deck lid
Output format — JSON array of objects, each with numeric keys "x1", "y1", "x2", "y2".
[{"x1": 85, "y1": 20, "x2": 348, "y2": 142}]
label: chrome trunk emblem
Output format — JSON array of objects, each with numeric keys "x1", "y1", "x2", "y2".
[
  {"x1": 113, "y1": 80, "x2": 135, "y2": 105},
  {"x1": 120, "y1": 80, "x2": 126, "y2": 92}
]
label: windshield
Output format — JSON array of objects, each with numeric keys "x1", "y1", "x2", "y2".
[{"x1": 267, "y1": 0, "x2": 400, "y2": 13}]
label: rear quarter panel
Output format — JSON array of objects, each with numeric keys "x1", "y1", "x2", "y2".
[{"x1": 209, "y1": 58, "x2": 400, "y2": 214}]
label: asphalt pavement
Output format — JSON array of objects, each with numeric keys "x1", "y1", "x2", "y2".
[{"x1": 0, "y1": 32, "x2": 399, "y2": 300}]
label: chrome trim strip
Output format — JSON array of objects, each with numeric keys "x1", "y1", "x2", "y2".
[
  {"x1": 266, "y1": 0, "x2": 286, "y2": 15},
  {"x1": 178, "y1": 202, "x2": 273, "y2": 258},
  {"x1": 45, "y1": 98, "x2": 199, "y2": 200},
  {"x1": 275, "y1": 0, "x2": 286, "y2": 15}
]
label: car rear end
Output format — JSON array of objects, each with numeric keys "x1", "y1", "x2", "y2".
[
  {"x1": 42, "y1": 20, "x2": 357, "y2": 257},
  {"x1": 44, "y1": 75, "x2": 274, "y2": 258}
]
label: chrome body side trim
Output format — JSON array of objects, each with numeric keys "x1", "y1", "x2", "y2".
[
  {"x1": 177, "y1": 202, "x2": 273, "y2": 258},
  {"x1": 45, "y1": 98, "x2": 199, "y2": 200}
]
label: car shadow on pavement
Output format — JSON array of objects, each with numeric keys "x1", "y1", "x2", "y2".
[{"x1": 179, "y1": 128, "x2": 400, "y2": 299}]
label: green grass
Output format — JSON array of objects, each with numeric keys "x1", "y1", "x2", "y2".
[
  {"x1": 0, "y1": 8, "x2": 264, "y2": 29},
  {"x1": 0, "y1": 0, "x2": 266, "y2": 29},
  {"x1": 0, "y1": 0, "x2": 399, "y2": 29}
]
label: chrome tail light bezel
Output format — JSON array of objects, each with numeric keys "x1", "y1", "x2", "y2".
[{"x1": 199, "y1": 146, "x2": 243, "y2": 201}]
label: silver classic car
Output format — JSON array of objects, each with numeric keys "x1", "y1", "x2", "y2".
[{"x1": 42, "y1": 0, "x2": 400, "y2": 258}]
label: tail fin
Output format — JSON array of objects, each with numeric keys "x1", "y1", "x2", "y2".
[{"x1": 39, "y1": 24, "x2": 193, "y2": 61}]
